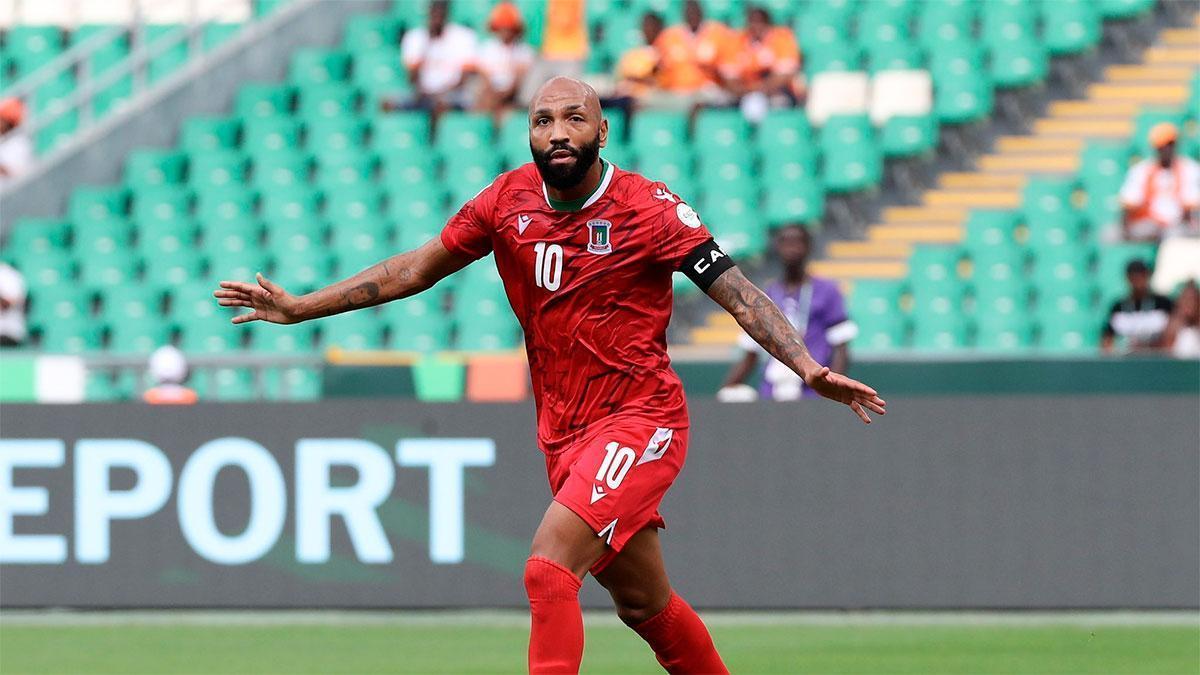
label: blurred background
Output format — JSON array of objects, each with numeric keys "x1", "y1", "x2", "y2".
[{"x1": 0, "y1": 0, "x2": 1197, "y2": 671}]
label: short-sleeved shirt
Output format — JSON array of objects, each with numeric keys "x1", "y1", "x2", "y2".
[
  {"x1": 737, "y1": 277, "x2": 855, "y2": 400},
  {"x1": 653, "y1": 21, "x2": 730, "y2": 91},
  {"x1": 400, "y1": 23, "x2": 478, "y2": 95},
  {"x1": 476, "y1": 38, "x2": 535, "y2": 91},
  {"x1": 1118, "y1": 157, "x2": 1200, "y2": 228},
  {"x1": 1103, "y1": 293, "x2": 1174, "y2": 349},
  {"x1": 718, "y1": 26, "x2": 800, "y2": 85},
  {"x1": 441, "y1": 161, "x2": 716, "y2": 454},
  {"x1": 0, "y1": 131, "x2": 34, "y2": 187}
]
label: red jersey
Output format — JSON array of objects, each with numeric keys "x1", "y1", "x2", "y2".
[{"x1": 440, "y1": 160, "x2": 716, "y2": 454}]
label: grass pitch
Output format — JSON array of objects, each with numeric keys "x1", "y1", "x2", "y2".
[{"x1": 1, "y1": 611, "x2": 1196, "y2": 674}]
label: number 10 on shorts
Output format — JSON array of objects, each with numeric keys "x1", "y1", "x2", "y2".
[{"x1": 596, "y1": 442, "x2": 636, "y2": 490}]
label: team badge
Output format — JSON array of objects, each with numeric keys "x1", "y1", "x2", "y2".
[
  {"x1": 676, "y1": 202, "x2": 701, "y2": 229},
  {"x1": 587, "y1": 219, "x2": 612, "y2": 254}
]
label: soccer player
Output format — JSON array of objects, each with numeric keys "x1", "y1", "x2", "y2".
[{"x1": 214, "y1": 77, "x2": 886, "y2": 674}]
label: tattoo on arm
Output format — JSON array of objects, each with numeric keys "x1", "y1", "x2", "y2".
[{"x1": 707, "y1": 267, "x2": 816, "y2": 381}]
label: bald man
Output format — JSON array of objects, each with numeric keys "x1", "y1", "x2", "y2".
[{"x1": 215, "y1": 77, "x2": 885, "y2": 674}]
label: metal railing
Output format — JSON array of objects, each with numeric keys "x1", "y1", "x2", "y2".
[{"x1": 1, "y1": 0, "x2": 252, "y2": 152}]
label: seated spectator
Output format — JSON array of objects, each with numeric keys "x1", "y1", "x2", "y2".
[
  {"x1": 718, "y1": 225, "x2": 856, "y2": 401},
  {"x1": 1101, "y1": 260, "x2": 1174, "y2": 354},
  {"x1": 143, "y1": 345, "x2": 198, "y2": 405},
  {"x1": 1118, "y1": 122, "x2": 1200, "y2": 242},
  {"x1": 474, "y1": 3, "x2": 535, "y2": 117},
  {"x1": 642, "y1": 0, "x2": 734, "y2": 111},
  {"x1": 1163, "y1": 280, "x2": 1200, "y2": 359},
  {"x1": 614, "y1": 13, "x2": 666, "y2": 101},
  {"x1": 0, "y1": 261, "x2": 27, "y2": 347},
  {"x1": 521, "y1": 0, "x2": 588, "y2": 103},
  {"x1": 0, "y1": 98, "x2": 34, "y2": 187},
  {"x1": 717, "y1": 6, "x2": 802, "y2": 122},
  {"x1": 391, "y1": 0, "x2": 478, "y2": 117}
]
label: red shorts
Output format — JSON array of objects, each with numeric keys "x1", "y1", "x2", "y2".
[{"x1": 546, "y1": 419, "x2": 688, "y2": 574}]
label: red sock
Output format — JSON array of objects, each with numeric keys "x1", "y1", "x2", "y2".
[
  {"x1": 524, "y1": 556, "x2": 584, "y2": 674},
  {"x1": 632, "y1": 592, "x2": 728, "y2": 674}
]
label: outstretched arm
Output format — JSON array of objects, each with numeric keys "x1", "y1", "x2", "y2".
[
  {"x1": 213, "y1": 237, "x2": 472, "y2": 325},
  {"x1": 705, "y1": 267, "x2": 886, "y2": 423}
]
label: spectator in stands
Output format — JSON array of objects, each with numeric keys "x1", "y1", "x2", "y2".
[
  {"x1": 142, "y1": 345, "x2": 198, "y2": 405},
  {"x1": 391, "y1": 0, "x2": 478, "y2": 117},
  {"x1": 718, "y1": 225, "x2": 857, "y2": 401},
  {"x1": 0, "y1": 261, "x2": 28, "y2": 347},
  {"x1": 521, "y1": 0, "x2": 588, "y2": 103},
  {"x1": 1118, "y1": 122, "x2": 1200, "y2": 242},
  {"x1": 1101, "y1": 259, "x2": 1174, "y2": 354},
  {"x1": 475, "y1": 2, "x2": 535, "y2": 117},
  {"x1": 619, "y1": 1, "x2": 733, "y2": 112},
  {"x1": 0, "y1": 97, "x2": 34, "y2": 187},
  {"x1": 717, "y1": 6, "x2": 802, "y2": 122},
  {"x1": 1162, "y1": 280, "x2": 1200, "y2": 359},
  {"x1": 614, "y1": 13, "x2": 666, "y2": 101}
]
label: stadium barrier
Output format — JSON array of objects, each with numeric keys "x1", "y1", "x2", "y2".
[{"x1": 2, "y1": 396, "x2": 1196, "y2": 609}]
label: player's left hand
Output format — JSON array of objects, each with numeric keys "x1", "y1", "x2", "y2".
[{"x1": 804, "y1": 367, "x2": 887, "y2": 424}]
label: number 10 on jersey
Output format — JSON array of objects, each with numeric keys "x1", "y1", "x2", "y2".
[{"x1": 533, "y1": 242, "x2": 563, "y2": 292}]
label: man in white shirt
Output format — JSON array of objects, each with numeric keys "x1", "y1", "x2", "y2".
[
  {"x1": 1118, "y1": 122, "x2": 1200, "y2": 241},
  {"x1": 0, "y1": 262, "x2": 28, "y2": 347},
  {"x1": 475, "y1": 2, "x2": 535, "y2": 115},
  {"x1": 0, "y1": 98, "x2": 35, "y2": 188},
  {"x1": 395, "y1": 0, "x2": 478, "y2": 115}
]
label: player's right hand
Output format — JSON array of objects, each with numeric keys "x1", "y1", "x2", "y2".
[{"x1": 212, "y1": 273, "x2": 303, "y2": 325}]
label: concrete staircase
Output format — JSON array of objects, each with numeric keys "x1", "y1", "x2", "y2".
[{"x1": 689, "y1": 11, "x2": 1199, "y2": 348}]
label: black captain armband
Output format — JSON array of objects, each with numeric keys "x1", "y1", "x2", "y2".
[{"x1": 679, "y1": 238, "x2": 736, "y2": 291}]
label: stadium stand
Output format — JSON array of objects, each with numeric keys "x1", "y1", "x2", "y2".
[{"x1": 0, "y1": 0, "x2": 1195, "y2": 402}]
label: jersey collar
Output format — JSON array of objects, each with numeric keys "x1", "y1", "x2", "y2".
[{"x1": 543, "y1": 159, "x2": 613, "y2": 212}]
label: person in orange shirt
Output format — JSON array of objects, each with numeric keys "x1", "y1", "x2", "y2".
[
  {"x1": 615, "y1": 7, "x2": 733, "y2": 113},
  {"x1": 717, "y1": 6, "x2": 802, "y2": 120},
  {"x1": 142, "y1": 345, "x2": 199, "y2": 405},
  {"x1": 654, "y1": 0, "x2": 730, "y2": 93}
]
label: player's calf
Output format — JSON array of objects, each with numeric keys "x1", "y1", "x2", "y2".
[{"x1": 524, "y1": 555, "x2": 584, "y2": 674}]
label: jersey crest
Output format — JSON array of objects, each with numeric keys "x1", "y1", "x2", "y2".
[{"x1": 587, "y1": 219, "x2": 613, "y2": 254}]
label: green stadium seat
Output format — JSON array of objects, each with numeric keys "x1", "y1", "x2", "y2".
[
  {"x1": 987, "y1": 39, "x2": 1048, "y2": 89},
  {"x1": 911, "y1": 313, "x2": 969, "y2": 352},
  {"x1": 130, "y1": 185, "x2": 192, "y2": 226},
  {"x1": 28, "y1": 286, "x2": 91, "y2": 329},
  {"x1": 136, "y1": 219, "x2": 199, "y2": 256},
  {"x1": 7, "y1": 25, "x2": 64, "y2": 73},
  {"x1": 69, "y1": 187, "x2": 128, "y2": 225},
  {"x1": 98, "y1": 285, "x2": 164, "y2": 322},
  {"x1": 5, "y1": 218, "x2": 71, "y2": 257},
  {"x1": 144, "y1": 249, "x2": 206, "y2": 288},
  {"x1": 265, "y1": 216, "x2": 326, "y2": 255},
  {"x1": 866, "y1": 42, "x2": 924, "y2": 73},
  {"x1": 315, "y1": 152, "x2": 378, "y2": 189},
  {"x1": 195, "y1": 185, "x2": 257, "y2": 225},
  {"x1": 202, "y1": 367, "x2": 258, "y2": 401},
  {"x1": 202, "y1": 219, "x2": 263, "y2": 256},
  {"x1": 325, "y1": 186, "x2": 385, "y2": 225},
  {"x1": 853, "y1": 312, "x2": 908, "y2": 352},
  {"x1": 235, "y1": 83, "x2": 295, "y2": 119},
  {"x1": 822, "y1": 142, "x2": 883, "y2": 194},
  {"x1": 241, "y1": 116, "x2": 302, "y2": 153},
  {"x1": 144, "y1": 24, "x2": 189, "y2": 84},
  {"x1": 1037, "y1": 312, "x2": 1101, "y2": 353},
  {"x1": 125, "y1": 149, "x2": 187, "y2": 187},
  {"x1": 317, "y1": 313, "x2": 384, "y2": 350},
  {"x1": 379, "y1": 152, "x2": 437, "y2": 187},
  {"x1": 916, "y1": 1, "x2": 975, "y2": 49},
  {"x1": 15, "y1": 251, "x2": 75, "y2": 287},
  {"x1": 354, "y1": 50, "x2": 411, "y2": 107},
  {"x1": 980, "y1": 1, "x2": 1038, "y2": 45},
  {"x1": 631, "y1": 111, "x2": 688, "y2": 153},
  {"x1": 188, "y1": 150, "x2": 249, "y2": 187},
  {"x1": 1022, "y1": 178, "x2": 1082, "y2": 230},
  {"x1": 804, "y1": 41, "x2": 862, "y2": 75},
  {"x1": 636, "y1": 149, "x2": 695, "y2": 193},
  {"x1": 36, "y1": 110, "x2": 78, "y2": 153},
  {"x1": 907, "y1": 245, "x2": 964, "y2": 293},
  {"x1": 963, "y1": 210, "x2": 1020, "y2": 255},
  {"x1": 694, "y1": 109, "x2": 750, "y2": 154},
  {"x1": 435, "y1": 112, "x2": 494, "y2": 152},
  {"x1": 856, "y1": 8, "x2": 910, "y2": 49},
  {"x1": 1031, "y1": 247, "x2": 1092, "y2": 289},
  {"x1": 764, "y1": 180, "x2": 824, "y2": 227},
  {"x1": 337, "y1": 249, "x2": 388, "y2": 277},
  {"x1": 443, "y1": 153, "x2": 502, "y2": 204},
  {"x1": 880, "y1": 114, "x2": 938, "y2": 158},
  {"x1": 263, "y1": 367, "x2": 323, "y2": 400},
  {"x1": 296, "y1": 83, "x2": 359, "y2": 119},
  {"x1": 973, "y1": 278, "x2": 1032, "y2": 319},
  {"x1": 456, "y1": 313, "x2": 521, "y2": 351},
  {"x1": 975, "y1": 314, "x2": 1033, "y2": 353},
  {"x1": 250, "y1": 321, "x2": 316, "y2": 353},
  {"x1": 261, "y1": 186, "x2": 321, "y2": 224},
  {"x1": 343, "y1": 15, "x2": 400, "y2": 50},
  {"x1": 698, "y1": 147, "x2": 755, "y2": 189},
  {"x1": 108, "y1": 317, "x2": 172, "y2": 354},
  {"x1": 78, "y1": 251, "x2": 139, "y2": 290},
  {"x1": 39, "y1": 318, "x2": 103, "y2": 353},
  {"x1": 1036, "y1": 279, "x2": 1097, "y2": 319},
  {"x1": 169, "y1": 282, "x2": 226, "y2": 321},
  {"x1": 85, "y1": 370, "x2": 135, "y2": 402},
  {"x1": 180, "y1": 117, "x2": 241, "y2": 152},
  {"x1": 206, "y1": 250, "x2": 269, "y2": 284},
  {"x1": 271, "y1": 249, "x2": 333, "y2": 294},
  {"x1": 700, "y1": 184, "x2": 767, "y2": 258},
  {"x1": 289, "y1": 48, "x2": 350, "y2": 85},
  {"x1": 389, "y1": 314, "x2": 453, "y2": 352},
  {"x1": 371, "y1": 112, "x2": 431, "y2": 153},
  {"x1": 250, "y1": 150, "x2": 313, "y2": 189},
  {"x1": 73, "y1": 220, "x2": 134, "y2": 256},
  {"x1": 181, "y1": 320, "x2": 246, "y2": 353},
  {"x1": 1042, "y1": 1, "x2": 1101, "y2": 55},
  {"x1": 304, "y1": 116, "x2": 368, "y2": 155},
  {"x1": 795, "y1": 10, "x2": 850, "y2": 53}
]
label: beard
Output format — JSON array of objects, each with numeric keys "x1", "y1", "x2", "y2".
[{"x1": 531, "y1": 132, "x2": 602, "y2": 190}]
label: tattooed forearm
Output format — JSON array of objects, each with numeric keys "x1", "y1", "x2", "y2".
[
  {"x1": 706, "y1": 267, "x2": 819, "y2": 382},
  {"x1": 299, "y1": 253, "x2": 429, "y2": 320},
  {"x1": 342, "y1": 282, "x2": 381, "y2": 307}
]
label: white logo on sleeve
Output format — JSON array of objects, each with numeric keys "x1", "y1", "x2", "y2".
[
  {"x1": 517, "y1": 214, "x2": 532, "y2": 234},
  {"x1": 676, "y1": 202, "x2": 701, "y2": 228},
  {"x1": 653, "y1": 188, "x2": 678, "y2": 203}
]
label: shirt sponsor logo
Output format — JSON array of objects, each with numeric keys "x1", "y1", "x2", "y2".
[
  {"x1": 676, "y1": 202, "x2": 702, "y2": 229},
  {"x1": 587, "y1": 219, "x2": 613, "y2": 254}
]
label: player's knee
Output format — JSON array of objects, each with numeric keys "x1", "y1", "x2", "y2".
[
  {"x1": 524, "y1": 556, "x2": 582, "y2": 601},
  {"x1": 611, "y1": 588, "x2": 666, "y2": 627}
]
